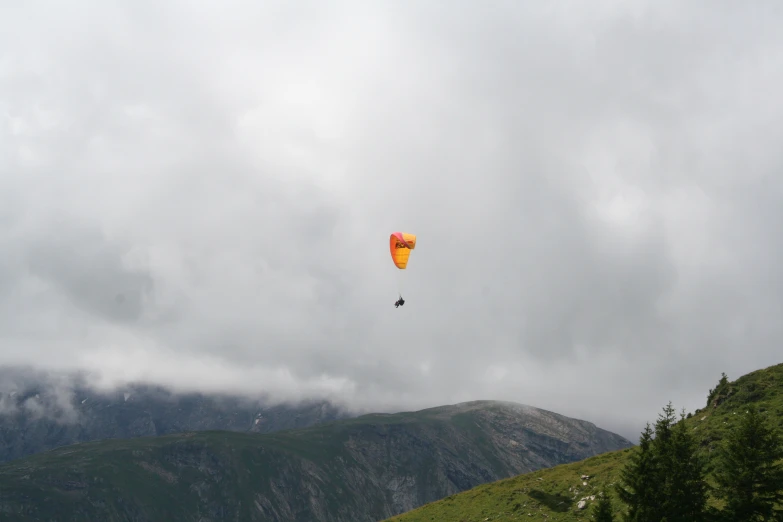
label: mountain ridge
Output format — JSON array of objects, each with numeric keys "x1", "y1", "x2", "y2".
[
  {"x1": 0, "y1": 398, "x2": 632, "y2": 521},
  {"x1": 0, "y1": 368, "x2": 354, "y2": 464}
]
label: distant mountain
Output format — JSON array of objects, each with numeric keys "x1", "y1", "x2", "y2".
[
  {"x1": 386, "y1": 362, "x2": 783, "y2": 522},
  {"x1": 0, "y1": 399, "x2": 632, "y2": 522},
  {"x1": 0, "y1": 368, "x2": 351, "y2": 463}
]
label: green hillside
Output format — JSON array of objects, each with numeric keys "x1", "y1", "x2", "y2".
[{"x1": 387, "y1": 362, "x2": 783, "y2": 521}]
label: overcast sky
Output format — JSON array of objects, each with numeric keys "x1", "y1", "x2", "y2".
[{"x1": 2, "y1": 0, "x2": 783, "y2": 441}]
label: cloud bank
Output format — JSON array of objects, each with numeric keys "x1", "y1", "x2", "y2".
[{"x1": 2, "y1": 0, "x2": 783, "y2": 439}]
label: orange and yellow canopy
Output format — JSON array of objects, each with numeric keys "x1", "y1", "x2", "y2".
[{"x1": 389, "y1": 232, "x2": 417, "y2": 269}]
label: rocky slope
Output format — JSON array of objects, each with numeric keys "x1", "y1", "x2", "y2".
[
  {"x1": 0, "y1": 400, "x2": 632, "y2": 522},
  {"x1": 0, "y1": 368, "x2": 350, "y2": 463}
]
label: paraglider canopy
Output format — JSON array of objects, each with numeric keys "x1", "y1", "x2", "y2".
[
  {"x1": 390, "y1": 232, "x2": 416, "y2": 308},
  {"x1": 389, "y1": 232, "x2": 417, "y2": 269}
]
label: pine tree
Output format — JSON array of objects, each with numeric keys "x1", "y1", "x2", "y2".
[
  {"x1": 616, "y1": 423, "x2": 660, "y2": 521},
  {"x1": 592, "y1": 494, "x2": 614, "y2": 522},
  {"x1": 707, "y1": 372, "x2": 730, "y2": 407},
  {"x1": 650, "y1": 402, "x2": 677, "y2": 521},
  {"x1": 713, "y1": 406, "x2": 783, "y2": 521},
  {"x1": 663, "y1": 409, "x2": 708, "y2": 521},
  {"x1": 617, "y1": 403, "x2": 708, "y2": 522}
]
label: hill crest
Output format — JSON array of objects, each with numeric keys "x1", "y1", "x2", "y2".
[{"x1": 386, "y1": 361, "x2": 783, "y2": 521}]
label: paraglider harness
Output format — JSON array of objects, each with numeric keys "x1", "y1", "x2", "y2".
[{"x1": 394, "y1": 295, "x2": 405, "y2": 308}]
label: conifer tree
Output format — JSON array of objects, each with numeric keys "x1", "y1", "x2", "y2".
[
  {"x1": 663, "y1": 409, "x2": 708, "y2": 521},
  {"x1": 707, "y1": 372, "x2": 730, "y2": 407},
  {"x1": 713, "y1": 406, "x2": 783, "y2": 521},
  {"x1": 652, "y1": 404, "x2": 707, "y2": 521},
  {"x1": 592, "y1": 494, "x2": 614, "y2": 522},
  {"x1": 617, "y1": 423, "x2": 659, "y2": 521},
  {"x1": 617, "y1": 403, "x2": 708, "y2": 522}
]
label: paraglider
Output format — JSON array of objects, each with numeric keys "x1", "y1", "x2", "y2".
[{"x1": 390, "y1": 232, "x2": 416, "y2": 307}]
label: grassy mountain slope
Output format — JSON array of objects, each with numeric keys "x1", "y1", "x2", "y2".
[
  {"x1": 386, "y1": 361, "x2": 783, "y2": 521},
  {"x1": 0, "y1": 400, "x2": 631, "y2": 522}
]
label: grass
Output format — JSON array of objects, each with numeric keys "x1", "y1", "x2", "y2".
[
  {"x1": 386, "y1": 361, "x2": 783, "y2": 522},
  {"x1": 385, "y1": 449, "x2": 632, "y2": 521}
]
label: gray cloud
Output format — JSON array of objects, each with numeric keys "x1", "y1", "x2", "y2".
[
  {"x1": 23, "y1": 216, "x2": 154, "y2": 324},
  {"x1": 2, "y1": 0, "x2": 783, "y2": 441}
]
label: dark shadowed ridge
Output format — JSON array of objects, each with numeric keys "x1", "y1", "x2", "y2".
[
  {"x1": 0, "y1": 398, "x2": 632, "y2": 521},
  {"x1": 0, "y1": 366, "x2": 353, "y2": 464}
]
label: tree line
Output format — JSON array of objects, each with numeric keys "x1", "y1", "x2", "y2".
[{"x1": 592, "y1": 374, "x2": 783, "y2": 521}]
